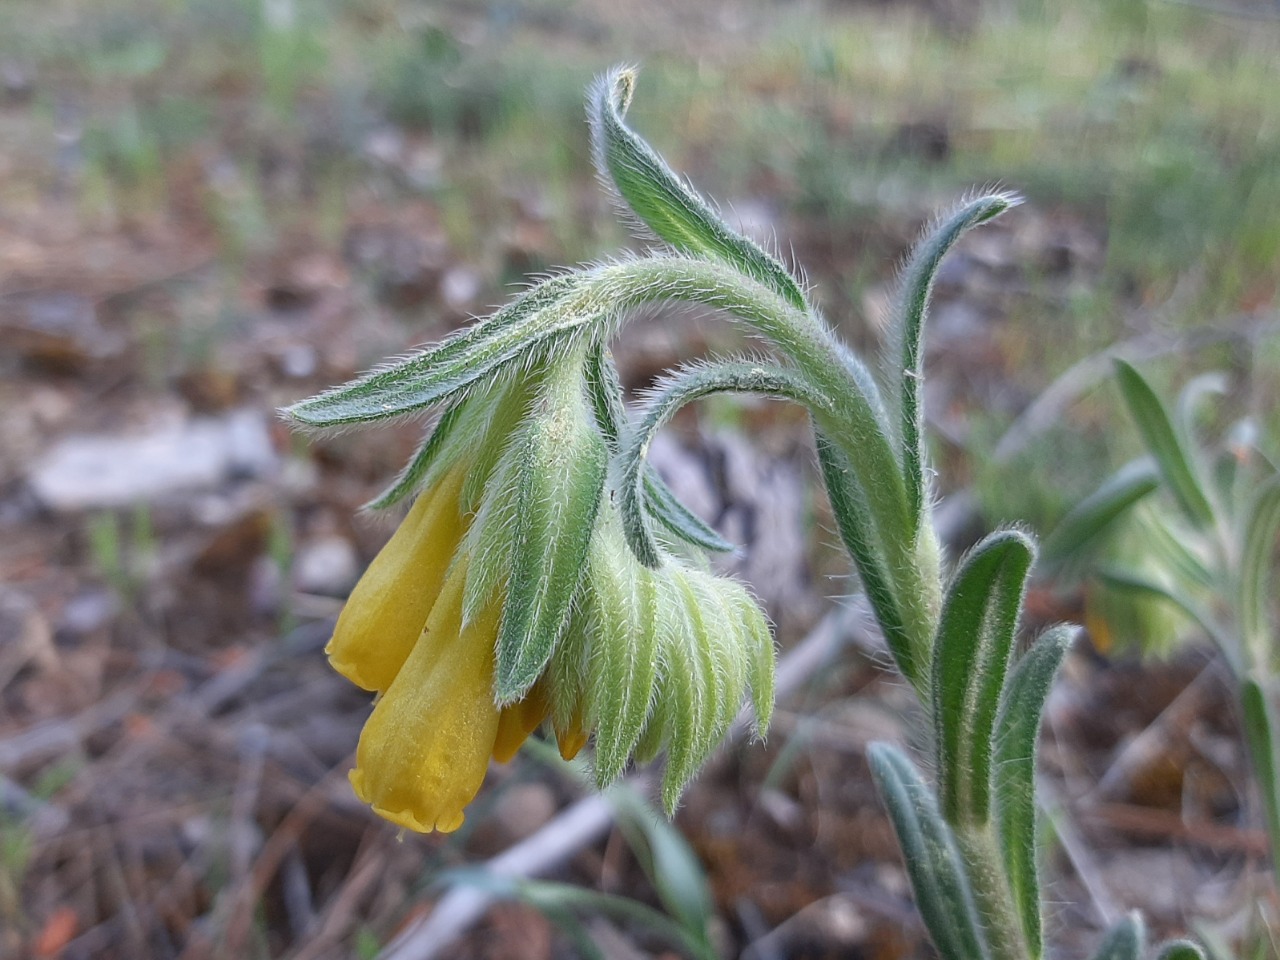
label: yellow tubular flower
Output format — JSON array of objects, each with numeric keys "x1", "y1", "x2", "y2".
[
  {"x1": 553, "y1": 709, "x2": 589, "y2": 762},
  {"x1": 326, "y1": 466, "x2": 468, "y2": 693},
  {"x1": 492, "y1": 677, "x2": 551, "y2": 764},
  {"x1": 349, "y1": 557, "x2": 505, "y2": 834}
]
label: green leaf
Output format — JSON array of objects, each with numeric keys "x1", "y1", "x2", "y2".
[
  {"x1": 610, "y1": 785, "x2": 715, "y2": 943},
  {"x1": 1114, "y1": 359, "x2": 1216, "y2": 528},
  {"x1": 1094, "y1": 567, "x2": 1226, "y2": 651},
  {"x1": 1240, "y1": 678, "x2": 1280, "y2": 874},
  {"x1": 618, "y1": 359, "x2": 829, "y2": 568},
  {"x1": 584, "y1": 341, "x2": 627, "y2": 451},
  {"x1": 889, "y1": 193, "x2": 1018, "y2": 529},
  {"x1": 1155, "y1": 939, "x2": 1208, "y2": 960},
  {"x1": 495, "y1": 376, "x2": 608, "y2": 702},
  {"x1": 1039, "y1": 459, "x2": 1160, "y2": 574},
  {"x1": 1091, "y1": 913, "x2": 1146, "y2": 960},
  {"x1": 1238, "y1": 474, "x2": 1280, "y2": 669},
  {"x1": 589, "y1": 66, "x2": 806, "y2": 311},
  {"x1": 363, "y1": 401, "x2": 466, "y2": 511},
  {"x1": 1174, "y1": 371, "x2": 1229, "y2": 443},
  {"x1": 284, "y1": 272, "x2": 584, "y2": 427},
  {"x1": 585, "y1": 343, "x2": 733, "y2": 553},
  {"x1": 514, "y1": 880, "x2": 718, "y2": 960},
  {"x1": 815, "y1": 432, "x2": 917, "y2": 686},
  {"x1": 867, "y1": 743, "x2": 991, "y2": 960},
  {"x1": 933, "y1": 530, "x2": 1036, "y2": 826},
  {"x1": 993, "y1": 625, "x2": 1077, "y2": 960},
  {"x1": 642, "y1": 469, "x2": 735, "y2": 554}
]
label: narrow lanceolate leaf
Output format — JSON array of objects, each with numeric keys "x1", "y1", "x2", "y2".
[
  {"x1": 363, "y1": 401, "x2": 467, "y2": 511},
  {"x1": 815, "y1": 432, "x2": 916, "y2": 687},
  {"x1": 1038, "y1": 459, "x2": 1160, "y2": 573},
  {"x1": 933, "y1": 530, "x2": 1036, "y2": 826},
  {"x1": 993, "y1": 625, "x2": 1077, "y2": 960},
  {"x1": 584, "y1": 341, "x2": 627, "y2": 450},
  {"x1": 1239, "y1": 474, "x2": 1280, "y2": 669},
  {"x1": 284, "y1": 272, "x2": 584, "y2": 427},
  {"x1": 609, "y1": 786, "x2": 716, "y2": 944},
  {"x1": 495, "y1": 378, "x2": 608, "y2": 703},
  {"x1": 1174, "y1": 371, "x2": 1229, "y2": 442},
  {"x1": 1094, "y1": 567, "x2": 1226, "y2": 651},
  {"x1": 1240, "y1": 678, "x2": 1280, "y2": 874},
  {"x1": 590, "y1": 543, "x2": 659, "y2": 787},
  {"x1": 867, "y1": 744, "x2": 991, "y2": 960},
  {"x1": 1114, "y1": 359, "x2": 1216, "y2": 528},
  {"x1": 642, "y1": 469, "x2": 734, "y2": 553},
  {"x1": 889, "y1": 193, "x2": 1018, "y2": 530},
  {"x1": 1155, "y1": 940, "x2": 1208, "y2": 960},
  {"x1": 585, "y1": 343, "x2": 733, "y2": 553},
  {"x1": 1091, "y1": 913, "x2": 1146, "y2": 960},
  {"x1": 618, "y1": 359, "x2": 828, "y2": 568},
  {"x1": 589, "y1": 65, "x2": 806, "y2": 311}
]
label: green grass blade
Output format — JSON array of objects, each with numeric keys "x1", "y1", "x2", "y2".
[
  {"x1": 1039, "y1": 459, "x2": 1160, "y2": 574},
  {"x1": 867, "y1": 743, "x2": 991, "y2": 960},
  {"x1": 993, "y1": 625, "x2": 1077, "y2": 960},
  {"x1": 933, "y1": 530, "x2": 1036, "y2": 826},
  {"x1": 1239, "y1": 474, "x2": 1280, "y2": 669},
  {"x1": 1113, "y1": 359, "x2": 1215, "y2": 528},
  {"x1": 1240, "y1": 678, "x2": 1280, "y2": 882},
  {"x1": 589, "y1": 66, "x2": 807, "y2": 310},
  {"x1": 610, "y1": 785, "x2": 715, "y2": 943},
  {"x1": 1094, "y1": 567, "x2": 1227, "y2": 651}
]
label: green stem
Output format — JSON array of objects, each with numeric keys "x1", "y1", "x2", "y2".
[
  {"x1": 953, "y1": 825, "x2": 1031, "y2": 960},
  {"x1": 597, "y1": 258, "x2": 940, "y2": 681}
]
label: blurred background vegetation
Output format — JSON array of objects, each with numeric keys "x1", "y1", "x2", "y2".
[{"x1": 1, "y1": 0, "x2": 1277, "y2": 957}]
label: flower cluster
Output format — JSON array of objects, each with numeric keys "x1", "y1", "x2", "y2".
[{"x1": 315, "y1": 351, "x2": 773, "y2": 832}]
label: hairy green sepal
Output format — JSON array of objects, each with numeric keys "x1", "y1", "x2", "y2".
[{"x1": 495, "y1": 366, "x2": 608, "y2": 703}]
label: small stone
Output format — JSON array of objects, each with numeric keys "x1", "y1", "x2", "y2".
[
  {"x1": 293, "y1": 536, "x2": 360, "y2": 596},
  {"x1": 28, "y1": 410, "x2": 278, "y2": 511},
  {"x1": 494, "y1": 782, "x2": 557, "y2": 839},
  {"x1": 60, "y1": 589, "x2": 120, "y2": 636},
  {"x1": 440, "y1": 266, "x2": 482, "y2": 309},
  {"x1": 276, "y1": 343, "x2": 317, "y2": 379}
]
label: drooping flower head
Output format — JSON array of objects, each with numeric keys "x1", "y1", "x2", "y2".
[{"x1": 303, "y1": 341, "x2": 775, "y2": 832}]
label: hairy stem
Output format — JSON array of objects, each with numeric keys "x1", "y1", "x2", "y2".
[{"x1": 953, "y1": 825, "x2": 1031, "y2": 960}]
